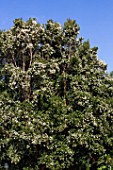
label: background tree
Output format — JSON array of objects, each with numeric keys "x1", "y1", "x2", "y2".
[{"x1": 0, "y1": 18, "x2": 113, "y2": 170}]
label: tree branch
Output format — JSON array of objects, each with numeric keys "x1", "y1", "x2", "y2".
[
  {"x1": 22, "y1": 54, "x2": 25, "y2": 71},
  {"x1": 29, "y1": 48, "x2": 33, "y2": 67},
  {"x1": 12, "y1": 54, "x2": 17, "y2": 67}
]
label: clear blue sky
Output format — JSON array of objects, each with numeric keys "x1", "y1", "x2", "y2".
[{"x1": 0, "y1": 0, "x2": 113, "y2": 72}]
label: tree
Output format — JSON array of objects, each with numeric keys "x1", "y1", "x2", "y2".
[{"x1": 0, "y1": 18, "x2": 113, "y2": 170}]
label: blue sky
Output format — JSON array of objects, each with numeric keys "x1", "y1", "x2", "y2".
[{"x1": 0, "y1": 0, "x2": 113, "y2": 72}]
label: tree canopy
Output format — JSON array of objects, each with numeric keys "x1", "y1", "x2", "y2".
[{"x1": 0, "y1": 18, "x2": 113, "y2": 170}]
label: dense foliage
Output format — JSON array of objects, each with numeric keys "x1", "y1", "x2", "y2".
[{"x1": 0, "y1": 18, "x2": 113, "y2": 170}]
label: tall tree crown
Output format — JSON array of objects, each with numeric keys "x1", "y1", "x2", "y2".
[{"x1": 0, "y1": 18, "x2": 113, "y2": 170}]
